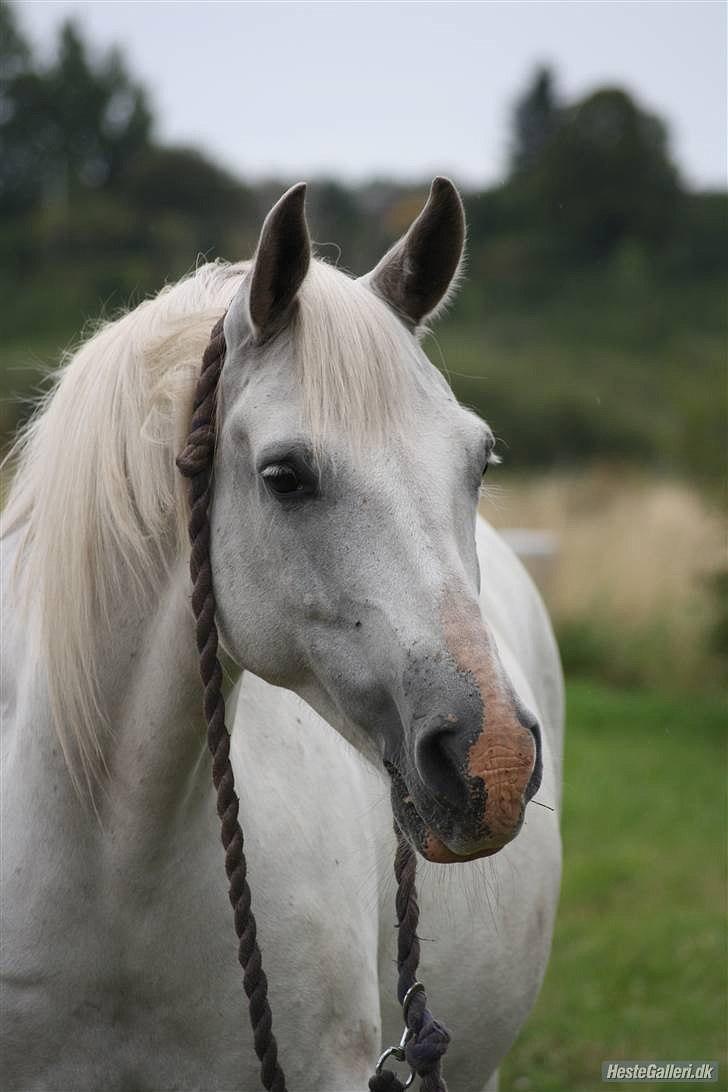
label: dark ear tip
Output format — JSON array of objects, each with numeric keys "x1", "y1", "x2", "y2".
[
  {"x1": 279, "y1": 181, "x2": 307, "y2": 211},
  {"x1": 431, "y1": 176, "x2": 460, "y2": 200},
  {"x1": 428, "y1": 178, "x2": 465, "y2": 228}
]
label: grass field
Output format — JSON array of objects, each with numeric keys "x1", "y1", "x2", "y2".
[
  {"x1": 481, "y1": 470, "x2": 726, "y2": 691},
  {"x1": 502, "y1": 681, "x2": 727, "y2": 1092}
]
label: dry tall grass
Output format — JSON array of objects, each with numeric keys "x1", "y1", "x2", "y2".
[{"x1": 482, "y1": 468, "x2": 726, "y2": 689}]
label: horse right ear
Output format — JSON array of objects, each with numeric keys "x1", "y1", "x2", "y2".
[
  {"x1": 362, "y1": 177, "x2": 465, "y2": 328},
  {"x1": 230, "y1": 182, "x2": 311, "y2": 344}
]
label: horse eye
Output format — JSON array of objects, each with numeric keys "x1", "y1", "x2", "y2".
[
  {"x1": 262, "y1": 463, "x2": 304, "y2": 495},
  {"x1": 261, "y1": 462, "x2": 319, "y2": 500}
]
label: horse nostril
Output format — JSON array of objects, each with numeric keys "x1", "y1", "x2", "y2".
[
  {"x1": 524, "y1": 720, "x2": 543, "y2": 802},
  {"x1": 414, "y1": 715, "x2": 468, "y2": 809}
]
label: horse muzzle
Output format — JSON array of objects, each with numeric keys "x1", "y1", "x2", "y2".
[
  {"x1": 387, "y1": 704, "x2": 541, "y2": 862},
  {"x1": 388, "y1": 592, "x2": 542, "y2": 863}
]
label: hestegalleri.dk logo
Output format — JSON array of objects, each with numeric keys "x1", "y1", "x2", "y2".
[{"x1": 602, "y1": 1061, "x2": 719, "y2": 1083}]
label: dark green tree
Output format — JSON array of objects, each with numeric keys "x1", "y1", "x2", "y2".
[
  {"x1": 0, "y1": 5, "x2": 152, "y2": 214},
  {"x1": 511, "y1": 66, "x2": 560, "y2": 176},
  {"x1": 123, "y1": 145, "x2": 255, "y2": 255},
  {"x1": 45, "y1": 20, "x2": 152, "y2": 197},
  {"x1": 0, "y1": 0, "x2": 50, "y2": 213},
  {"x1": 535, "y1": 88, "x2": 683, "y2": 257},
  {"x1": 0, "y1": 0, "x2": 30, "y2": 79}
]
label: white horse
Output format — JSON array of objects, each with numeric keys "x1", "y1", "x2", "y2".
[{"x1": 1, "y1": 179, "x2": 563, "y2": 1091}]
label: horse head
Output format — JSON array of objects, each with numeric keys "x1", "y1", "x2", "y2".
[{"x1": 211, "y1": 180, "x2": 541, "y2": 862}]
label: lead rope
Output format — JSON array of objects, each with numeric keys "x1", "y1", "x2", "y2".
[
  {"x1": 177, "y1": 317, "x2": 451, "y2": 1092},
  {"x1": 369, "y1": 828, "x2": 450, "y2": 1092}
]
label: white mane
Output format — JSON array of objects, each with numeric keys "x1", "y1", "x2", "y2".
[{"x1": 2, "y1": 258, "x2": 430, "y2": 794}]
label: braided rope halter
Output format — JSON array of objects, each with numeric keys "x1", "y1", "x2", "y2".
[{"x1": 177, "y1": 316, "x2": 451, "y2": 1092}]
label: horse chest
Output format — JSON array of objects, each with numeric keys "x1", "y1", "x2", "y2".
[{"x1": 1, "y1": 697, "x2": 383, "y2": 1090}]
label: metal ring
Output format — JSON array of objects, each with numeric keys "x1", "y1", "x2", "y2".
[
  {"x1": 374, "y1": 1049, "x2": 416, "y2": 1090},
  {"x1": 375, "y1": 1044, "x2": 416, "y2": 1088},
  {"x1": 401, "y1": 980, "x2": 426, "y2": 1023}
]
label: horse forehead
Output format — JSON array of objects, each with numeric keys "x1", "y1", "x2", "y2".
[
  {"x1": 221, "y1": 339, "x2": 471, "y2": 451},
  {"x1": 221, "y1": 333, "x2": 292, "y2": 397},
  {"x1": 223, "y1": 383, "x2": 467, "y2": 477}
]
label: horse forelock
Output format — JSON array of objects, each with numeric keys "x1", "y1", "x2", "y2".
[{"x1": 292, "y1": 259, "x2": 434, "y2": 452}]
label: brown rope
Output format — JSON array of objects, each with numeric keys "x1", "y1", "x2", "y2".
[
  {"x1": 177, "y1": 316, "x2": 451, "y2": 1092},
  {"x1": 177, "y1": 317, "x2": 286, "y2": 1092},
  {"x1": 368, "y1": 826, "x2": 450, "y2": 1092}
]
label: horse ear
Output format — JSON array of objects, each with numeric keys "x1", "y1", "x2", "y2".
[
  {"x1": 246, "y1": 182, "x2": 311, "y2": 341},
  {"x1": 363, "y1": 177, "x2": 465, "y2": 327}
]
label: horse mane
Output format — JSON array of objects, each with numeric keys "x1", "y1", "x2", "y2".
[{"x1": 2, "y1": 258, "x2": 430, "y2": 794}]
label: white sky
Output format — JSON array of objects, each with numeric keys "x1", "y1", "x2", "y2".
[{"x1": 18, "y1": 0, "x2": 728, "y2": 190}]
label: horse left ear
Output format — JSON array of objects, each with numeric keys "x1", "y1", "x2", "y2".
[
  {"x1": 245, "y1": 182, "x2": 311, "y2": 342},
  {"x1": 362, "y1": 177, "x2": 465, "y2": 327}
]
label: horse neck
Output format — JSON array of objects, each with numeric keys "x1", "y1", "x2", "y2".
[
  {"x1": 6, "y1": 535, "x2": 214, "y2": 869},
  {"x1": 96, "y1": 555, "x2": 213, "y2": 855}
]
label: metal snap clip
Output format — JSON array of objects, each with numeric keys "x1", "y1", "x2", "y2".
[{"x1": 374, "y1": 981, "x2": 426, "y2": 1089}]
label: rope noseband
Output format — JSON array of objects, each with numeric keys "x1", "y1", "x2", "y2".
[{"x1": 177, "y1": 317, "x2": 450, "y2": 1092}]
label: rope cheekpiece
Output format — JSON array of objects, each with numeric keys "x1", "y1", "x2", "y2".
[
  {"x1": 177, "y1": 316, "x2": 451, "y2": 1092},
  {"x1": 177, "y1": 317, "x2": 286, "y2": 1092}
]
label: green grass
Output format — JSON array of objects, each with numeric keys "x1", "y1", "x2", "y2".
[{"x1": 502, "y1": 682, "x2": 727, "y2": 1092}]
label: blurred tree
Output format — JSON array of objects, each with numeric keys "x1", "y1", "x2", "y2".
[
  {"x1": 0, "y1": 0, "x2": 29, "y2": 71},
  {"x1": 0, "y1": 5, "x2": 151, "y2": 214},
  {"x1": 307, "y1": 180, "x2": 367, "y2": 267},
  {"x1": 510, "y1": 65, "x2": 561, "y2": 175},
  {"x1": 123, "y1": 145, "x2": 256, "y2": 256},
  {"x1": 46, "y1": 21, "x2": 152, "y2": 198},
  {"x1": 668, "y1": 192, "x2": 728, "y2": 276},
  {"x1": 534, "y1": 88, "x2": 683, "y2": 258},
  {"x1": 0, "y1": 0, "x2": 50, "y2": 213}
]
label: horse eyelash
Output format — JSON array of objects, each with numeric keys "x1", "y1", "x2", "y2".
[{"x1": 479, "y1": 451, "x2": 500, "y2": 498}]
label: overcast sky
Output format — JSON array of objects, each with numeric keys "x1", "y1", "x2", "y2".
[{"x1": 18, "y1": 0, "x2": 728, "y2": 190}]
